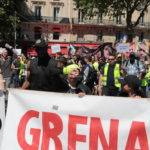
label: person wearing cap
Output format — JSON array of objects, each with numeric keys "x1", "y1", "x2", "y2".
[
  {"x1": 54, "y1": 62, "x2": 91, "y2": 95},
  {"x1": 119, "y1": 75, "x2": 145, "y2": 98},
  {"x1": 63, "y1": 64, "x2": 79, "y2": 75},
  {"x1": 22, "y1": 38, "x2": 66, "y2": 92},
  {"x1": 63, "y1": 64, "x2": 91, "y2": 95}
]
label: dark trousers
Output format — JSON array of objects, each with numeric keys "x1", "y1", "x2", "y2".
[
  {"x1": 141, "y1": 86, "x2": 147, "y2": 98},
  {"x1": 102, "y1": 86, "x2": 119, "y2": 96}
]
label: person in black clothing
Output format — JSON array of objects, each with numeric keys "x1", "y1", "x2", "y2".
[
  {"x1": 119, "y1": 75, "x2": 145, "y2": 98},
  {"x1": 22, "y1": 38, "x2": 67, "y2": 92},
  {"x1": 80, "y1": 56, "x2": 97, "y2": 92},
  {"x1": 98, "y1": 57, "x2": 106, "y2": 74},
  {"x1": 57, "y1": 56, "x2": 67, "y2": 72},
  {"x1": 11, "y1": 56, "x2": 21, "y2": 88}
]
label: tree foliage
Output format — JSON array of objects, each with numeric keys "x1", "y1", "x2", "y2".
[
  {"x1": 73, "y1": 0, "x2": 150, "y2": 34},
  {"x1": 74, "y1": 0, "x2": 109, "y2": 18},
  {"x1": 109, "y1": 0, "x2": 150, "y2": 30},
  {"x1": 0, "y1": 0, "x2": 25, "y2": 42}
]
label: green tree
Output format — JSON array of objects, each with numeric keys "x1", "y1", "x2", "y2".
[
  {"x1": 73, "y1": 0, "x2": 150, "y2": 41},
  {"x1": 0, "y1": 0, "x2": 25, "y2": 43},
  {"x1": 110, "y1": 0, "x2": 150, "y2": 41}
]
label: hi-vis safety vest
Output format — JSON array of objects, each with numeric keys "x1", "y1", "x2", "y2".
[
  {"x1": 93, "y1": 62, "x2": 99, "y2": 72},
  {"x1": 141, "y1": 70, "x2": 150, "y2": 87},
  {"x1": 102, "y1": 63, "x2": 121, "y2": 88},
  {"x1": 141, "y1": 78, "x2": 147, "y2": 87},
  {"x1": 19, "y1": 61, "x2": 25, "y2": 79}
]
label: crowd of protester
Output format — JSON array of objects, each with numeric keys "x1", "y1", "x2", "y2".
[{"x1": 0, "y1": 38, "x2": 150, "y2": 99}]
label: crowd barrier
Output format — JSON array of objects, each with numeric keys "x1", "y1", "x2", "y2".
[{"x1": 0, "y1": 89, "x2": 150, "y2": 149}]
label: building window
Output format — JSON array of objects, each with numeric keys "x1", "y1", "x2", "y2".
[
  {"x1": 53, "y1": 7, "x2": 60, "y2": 21},
  {"x1": 77, "y1": 34, "x2": 84, "y2": 42},
  {"x1": 97, "y1": 32, "x2": 103, "y2": 41},
  {"x1": 116, "y1": 32, "x2": 122, "y2": 41},
  {"x1": 139, "y1": 32, "x2": 144, "y2": 42},
  {"x1": 78, "y1": 9, "x2": 84, "y2": 22},
  {"x1": 53, "y1": 32, "x2": 60, "y2": 40},
  {"x1": 140, "y1": 15, "x2": 144, "y2": 25},
  {"x1": 34, "y1": 27, "x2": 42, "y2": 40},
  {"x1": 116, "y1": 15, "x2": 122, "y2": 24},
  {"x1": 97, "y1": 13, "x2": 103, "y2": 23},
  {"x1": 35, "y1": 6, "x2": 41, "y2": 20}
]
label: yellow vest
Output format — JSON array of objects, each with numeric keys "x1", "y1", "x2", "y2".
[
  {"x1": 93, "y1": 62, "x2": 99, "y2": 72},
  {"x1": 102, "y1": 63, "x2": 121, "y2": 88},
  {"x1": 19, "y1": 61, "x2": 25, "y2": 79},
  {"x1": 141, "y1": 78, "x2": 147, "y2": 87},
  {"x1": 141, "y1": 71, "x2": 150, "y2": 87},
  {"x1": 145, "y1": 71, "x2": 150, "y2": 80}
]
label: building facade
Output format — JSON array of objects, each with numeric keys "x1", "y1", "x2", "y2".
[{"x1": 22, "y1": 0, "x2": 150, "y2": 43}]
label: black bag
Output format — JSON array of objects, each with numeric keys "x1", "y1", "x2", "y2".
[{"x1": 86, "y1": 65, "x2": 98, "y2": 86}]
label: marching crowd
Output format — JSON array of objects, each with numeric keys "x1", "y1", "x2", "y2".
[{"x1": 0, "y1": 38, "x2": 150, "y2": 98}]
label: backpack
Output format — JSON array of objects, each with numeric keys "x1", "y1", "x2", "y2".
[
  {"x1": 125, "y1": 59, "x2": 139, "y2": 68},
  {"x1": 86, "y1": 65, "x2": 98, "y2": 86}
]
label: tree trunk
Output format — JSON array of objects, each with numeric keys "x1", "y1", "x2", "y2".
[
  {"x1": 126, "y1": 26, "x2": 135, "y2": 42},
  {"x1": 126, "y1": 12, "x2": 135, "y2": 42}
]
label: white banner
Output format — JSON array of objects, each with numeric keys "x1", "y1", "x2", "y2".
[
  {"x1": 1, "y1": 89, "x2": 150, "y2": 150},
  {"x1": 0, "y1": 94, "x2": 5, "y2": 146}
]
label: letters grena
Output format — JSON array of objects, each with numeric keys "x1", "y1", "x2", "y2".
[{"x1": 17, "y1": 110, "x2": 149, "y2": 150}]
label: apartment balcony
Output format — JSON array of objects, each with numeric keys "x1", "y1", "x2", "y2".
[
  {"x1": 73, "y1": 18, "x2": 150, "y2": 28},
  {"x1": 25, "y1": 16, "x2": 70, "y2": 23},
  {"x1": 72, "y1": 18, "x2": 126, "y2": 26},
  {"x1": 25, "y1": 16, "x2": 150, "y2": 29},
  {"x1": 137, "y1": 22, "x2": 150, "y2": 29}
]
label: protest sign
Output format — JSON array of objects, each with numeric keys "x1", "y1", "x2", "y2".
[
  {"x1": 51, "y1": 44, "x2": 61, "y2": 54},
  {"x1": 116, "y1": 43, "x2": 130, "y2": 53}
]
